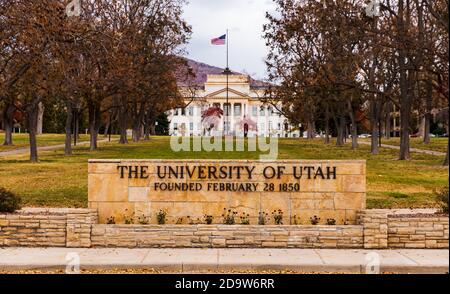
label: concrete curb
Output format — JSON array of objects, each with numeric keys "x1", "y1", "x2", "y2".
[{"x1": 0, "y1": 248, "x2": 447, "y2": 274}]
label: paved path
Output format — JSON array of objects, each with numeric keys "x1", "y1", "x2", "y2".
[
  {"x1": 0, "y1": 248, "x2": 447, "y2": 274},
  {"x1": 358, "y1": 141, "x2": 446, "y2": 156},
  {"x1": 0, "y1": 139, "x2": 109, "y2": 157}
]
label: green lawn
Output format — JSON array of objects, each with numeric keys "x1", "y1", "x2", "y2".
[
  {"x1": 0, "y1": 133, "x2": 91, "y2": 152},
  {"x1": 360, "y1": 137, "x2": 448, "y2": 153},
  {"x1": 0, "y1": 136, "x2": 447, "y2": 209}
]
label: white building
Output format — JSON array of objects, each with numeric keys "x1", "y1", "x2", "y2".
[{"x1": 168, "y1": 74, "x2": 300, "y2": 138}]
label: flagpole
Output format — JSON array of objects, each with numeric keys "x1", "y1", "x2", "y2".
[
  {"x1": 224, "y1": 29, "x2": 231, "y2": 136},
  {"x1": 226, "y1": 29, "x2": 229, "y2": 68}
]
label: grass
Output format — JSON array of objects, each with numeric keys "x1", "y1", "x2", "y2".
[
  {"x1": 0, "y1": 136, "x2": 448, "y2": 209},
  {"x1": 0, "y1": 133, "x2": 91, "y2": 152},
  {"x1": 360, "y1": 137, "x2": 448, "y2": 153}
]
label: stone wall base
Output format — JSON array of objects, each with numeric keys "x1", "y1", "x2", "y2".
[
  {"x1": 0, "y1": 208, "x2": 96, "y2": 248},
  {"x1": 1, "y1": 208, "x2": 448, "y2": 249},
  {"x1": 91, "y1": 225, "x2": 363, "y2": 248}
]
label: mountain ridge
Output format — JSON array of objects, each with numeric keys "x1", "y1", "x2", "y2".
[{"x1": 183, "y1": 58, "x2": 269, "y2": 89}]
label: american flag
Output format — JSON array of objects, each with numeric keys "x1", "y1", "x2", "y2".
[{"x1": 211, "y1": 34, "x2": 226, "y2": 45}]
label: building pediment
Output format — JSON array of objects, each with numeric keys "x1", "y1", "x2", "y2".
[{"x1": 206, "y1": 88, "x2": 251, "y2": 99}]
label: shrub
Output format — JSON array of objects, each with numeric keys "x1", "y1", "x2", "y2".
[
  {"x1": 272, "y1": 209, "x2": 283, "y2": 225},
  {"x1": 258, "y1": 212, "x2": 270, "y2": 225},
  {"x1": 222, "y1": 208, "x2": 237, "y2": 225},
  {"x1": 156, "y1": 210, "x2": 167, "y2": 225},
  {"x1": 203, "y1": 215, "x2": 214, "y2": 225},
  {"x1": 310, "y1": 216, "x2": 321, "y2": 225},
  {"x1": 0, "y1": 188, "x2": 21, "y2": 213},
  {"x1": 124, "y1": 216, "x2": 134, "y2": 225},
  {"x1": 124, "y1": 209, "x2": 134, "y2": 224},
  {"x1": 240, "y1": 213, "x2": 250, "y2": 225},
  {"x1": 138, "y1": 214, "x2": 150, "y2": 225},
  {"x1": 106, "y1": 216, "x2": 116, "y2": 224},
  {"x1": 326, "y1": 218, "x2": 336, "y2": 225},
  {"x1": 436, "y1": 187, "x2": 449, "y2": 214}
]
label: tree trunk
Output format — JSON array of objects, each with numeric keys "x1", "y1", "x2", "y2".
[
  {"x1": 398, "y1": 0, "x2": 411, "y2": 160},
  {"x1": 150, "y1": 123, "x2": 156, "y2": 136},
  {"x1": 132, "y1": 123, "x2": 141, "y2": 142},
  {"x1": 2, "y1": 103, "x2": 15, "y2": 146},
  {"x1": 144, "y1": 121, "x2": 150, "y2": 140},
  {"x1": 74, "y1": 108, "x2": 80, "y2": 141},
  {"x1": 423, "y1": 78, "x2": 433, "y2": 144},
  {"x1": 26, "y1": 100, "x2": 40, "y2": 162},
  {"x1": 324, "y1": 105, "x2": 330, "y2": 144},
  {"x1": 370, "y1": 100, "x2": 381, "y2": 155},
  {"x1": 103, "y1": 120, "x2": 110, "y2": 137},
  {"x1": 88, "y1": 101, "x2": 101, "y2": 151},
  {"x1": 384, "y1": 102, "x2": 392, "y2": 140},
  {"x1": 64, "y1": 104, "x2": 73, "y2": 156},
  {"x1": 347, "y1": 101, "x2": 358, "y2": 150},
  {"x1": 118, "y1": 106, "x2": 128, "y2": 144},
  {"x1": 132, "y1": 104, "x2": 146, "y2": 142},
  {"x1": 307, "y1": 119, "x2": 315, "y2": 139},
  {"x1": 36, "y1": 102, "x2": 44, "y2": 135},
  {"x1": 334, "y1": 116, "x2": 345, "y2": 147}
]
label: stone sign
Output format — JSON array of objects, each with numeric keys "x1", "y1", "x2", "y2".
[{"x1": 88, "y1": 160, "x2": 366, "y2": 225}]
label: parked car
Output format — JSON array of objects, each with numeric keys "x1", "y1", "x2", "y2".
[{"x1": 358, "y1": 134, "x2": 371, "y2": 138}]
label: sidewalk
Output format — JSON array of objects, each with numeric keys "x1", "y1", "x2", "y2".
[
  {"x1": 0, "y1": 248, "x2": 447, "y2": 274},
  {"x1": 0, "y1": 139, "x2": 109, "y2": 157},
  {"x1": 358, "y1": 141, "x2": 446, "y2": 156}
]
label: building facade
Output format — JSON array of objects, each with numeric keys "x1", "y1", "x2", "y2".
[{"x1": 168, "y1": 74, "x2": 300, "y2": 137}]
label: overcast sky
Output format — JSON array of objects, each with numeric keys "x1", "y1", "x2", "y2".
[{"x1": 182, "y1": 0, "x2": 277, "y2": 80}]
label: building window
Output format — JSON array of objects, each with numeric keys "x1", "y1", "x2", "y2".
[
  {"x1": 181, "y1": 108, "x2": 186, "y2": 116},
  {"x1": 234, "y1": 104, "x2": 242, "y2": 116},
  {"x1": 260, "y1": 106, "x2": 265, "y2": 116},
  {"x1": 174, "y1": 123, "x2": 178, "y2": 130},
  {"x1": 252, "y1": 106, "x2": 258, "y2": 117},
  {"x1": 224, "y1": 103, "x2": 231, "y2": 116},
  {"x1": 190, "y1": 123, "x2": 194, "y2": 131},
  {"x1": 188, "y1": 107, "x2": 194, "y2": 116}
]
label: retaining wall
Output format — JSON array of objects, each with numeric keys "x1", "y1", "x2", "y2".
[
  {"x1": 387, "y1": 215, "x2": 449, "y2": 249},
  {"x1": 0, "y1": 208, "x2": 448, "y2": 249},
  {"x1": 91, "y1": 224, "x2": 363, "y2": 248},
  {"x1": 0, "y1": 208, "x2": 97, "y2": 247}
]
